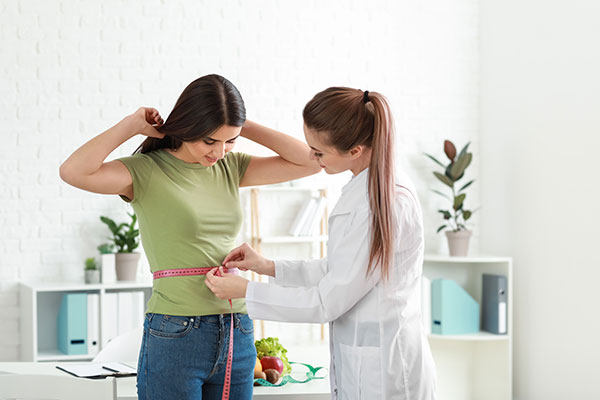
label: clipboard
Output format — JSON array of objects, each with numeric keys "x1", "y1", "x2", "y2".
[{"x1": 56, "y1": 362, "x2": 137, "y2": 379}]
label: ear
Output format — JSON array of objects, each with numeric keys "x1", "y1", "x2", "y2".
[{"x1": 348, "y1": 145, "x2": 364, "y2": 159}]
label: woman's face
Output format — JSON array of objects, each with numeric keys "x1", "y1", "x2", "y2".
[
  {"x1": 303, "y1": 125, "x2": 356, "y2": 174},
  {"x1": 182, "y1": 125, "x2": 242, "y2": 166}
]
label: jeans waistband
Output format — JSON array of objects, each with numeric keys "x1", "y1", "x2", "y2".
[{"x1": 146, "y1": 312, "x2": 248, "y2": 329}]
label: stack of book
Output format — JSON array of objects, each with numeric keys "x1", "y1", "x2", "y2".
[{"x1": 288, "y1": 196, "x2": 327, "y2": 236}]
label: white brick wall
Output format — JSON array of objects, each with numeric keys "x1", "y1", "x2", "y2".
[{"x1": 0, "y1": 0, "x2": 479, "y2": 360}]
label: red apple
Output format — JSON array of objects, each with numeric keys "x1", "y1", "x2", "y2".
[{"x1": 260, "y1": 356, "x2": 283, "y2": 375}]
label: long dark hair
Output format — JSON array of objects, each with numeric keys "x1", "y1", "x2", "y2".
[
  {"x1": 303, "y1": 87, "x2": 396, "y2": 281},
  {"x1": 134, "y1": 74, "x2": 246, "y2": 154}
]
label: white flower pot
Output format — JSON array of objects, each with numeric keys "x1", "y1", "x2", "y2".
[
  {"x1": 84, "y1": 269, "x2": 100, "y2": 284},
  {"x1": 445, "y1": 230, "x2": 472, "y2": 256},
  {"x1": 115, "y1": 252, "x2": 141, "y2": 281},
  {"x1": 100, "y1": 253, "x2": 116, "y2": 283}
]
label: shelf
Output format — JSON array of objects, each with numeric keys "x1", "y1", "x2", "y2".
[
  {"x1": 21, "y1": 280, "x2": 153, "y2": 292},
  {"x1": 258, "y1": 235, "x2": 328, "y2": 244},
  {"x1": 422, "y1": 256, "x2": 512, "y2": 400},
  {"x1": 425, "y1": 254, "x2": 512, "y2": 263},
  {"x1": 428, "y1": 331, "x2": 509, "y2": 342},
  {"x1": 37, "y1": 350, "x2": 93, "y2": 362}
]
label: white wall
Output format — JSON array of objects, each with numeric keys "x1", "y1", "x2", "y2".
[
  {"x1": 0, "y1": 0, "x2": 478, "y2": 361},
  {"x1": 480, "y1": 0, "x2": 600, "y2": 398}
]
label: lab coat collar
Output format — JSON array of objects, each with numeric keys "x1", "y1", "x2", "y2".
[{"x1": 330, "y1": 168, "x2": 369, "y2": 217}]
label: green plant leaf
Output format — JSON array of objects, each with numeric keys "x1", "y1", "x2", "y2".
[
  {"x1": 434, "y1": 172, "x2": 454, "y2": 188},
  {"x1": 445, "y1": 163, "x2": 454, "y2": 180},
  {"x1": 438, "y1": 210, "x2": 452, "y2": 220},
  {"x1": 100, "y1": 216, "x2": 119, "y2": 235},
  {"x1": 463, "y1": 210, "x2": 472, "y2": 220},
  {"x1": 444, "y1": 140, "x2": 457, "y2": 162},
  {"x1": 424, "y1": 153, "x2": 445, "y2": 168},
  {"x1": 450, "y1": 152, "x2": 472, "y2": 180},
  {"x1": 453, "y1": 193, "x2": 466, "y2": 211},
  {"x1": 459, "y1": 179, "x2": 475, "y2": 192},
  {"x1": 431, "y1": 189, "x2": 451, "y2": 200},
  {"x1": 436, "y1": 225, "x2": 447, "y2": 233},
  {"x1": 458, "y1": 142, "x2": 471, "y2": 159}
]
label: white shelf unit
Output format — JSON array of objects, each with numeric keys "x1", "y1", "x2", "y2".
[
  {"x1": 242, "y1": 185, "x2": 328, "y2": 342},
  {"x1": 423, "y1": 255, "x2": 513, "y2": 400},
  {"x1": 20, "y1": 280, "x2": 152, "y2": 362}
]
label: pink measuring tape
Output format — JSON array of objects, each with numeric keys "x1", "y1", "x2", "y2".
[{"x1": 153, "y1": 267, "x2": 238, "y2": 400}]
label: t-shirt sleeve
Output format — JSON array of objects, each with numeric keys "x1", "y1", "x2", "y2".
[
  {"x1": 228, "y1": 152, "x2": 252, "y2": 182},
  {"x1": 116, "y1": 154, "x2": 154, "y2": 203}
]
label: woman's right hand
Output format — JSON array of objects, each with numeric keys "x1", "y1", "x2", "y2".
[
  {"x1": 131, "y1": 107, "x2": 166, "y2": 139},
  {"x1": 223, "y1": 243, "x2": 275, "y2": 277}
]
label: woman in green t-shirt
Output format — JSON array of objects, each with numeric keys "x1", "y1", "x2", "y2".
[{"x1": 59, "y1": 74, "x2": 321, "y2": 400}]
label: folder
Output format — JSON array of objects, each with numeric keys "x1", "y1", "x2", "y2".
[
  {"x1": 57, "y1": 293, "x2": 88, "y2": 355},
  {"x1": 117, "y1": 292, "x2": 134, "y2": 336},
  {"x1": 482, "y1": 274, "x2": 508, "y2": 334},
  {"x1": 87, "y1": 293, "x2": 99, "y2": 356},
  {"x1": 131, "y1": 291, "x2": 146, "y2": 328},
  {"x1": 101, "y1": 292, "x2": 118, "y2": 347},
  {"x1": 421, "y1": 275, "x2": 432, "y2": 334},
  {"x1": 431, "y1": 279, "x2": 479, "y2": 335}
]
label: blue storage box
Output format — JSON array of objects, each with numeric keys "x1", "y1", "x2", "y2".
[{"x1": 431, "y1": 279, "x2": 479, "y2": 335}]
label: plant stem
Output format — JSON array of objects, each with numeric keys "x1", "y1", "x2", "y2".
[{"x1": 451, "y1": 185, "x2": 459, "y2": 231}]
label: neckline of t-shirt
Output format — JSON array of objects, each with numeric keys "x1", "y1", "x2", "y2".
[{"x1": 157, "y1": 149, "x2": 210, "y2": 169}]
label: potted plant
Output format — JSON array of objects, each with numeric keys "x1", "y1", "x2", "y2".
[
  {"x1": 425, "y1": 140, "x2": 476, "y2": 256},
  {"x1": 84, "y1": 257, "x2": 100, "y2": 284},
  {"x1": 97, "y1": 243, "x2": 115, "y2": 283},
  {"x1": 100, "y1": 213, "x2": 140, "y2": 281}
]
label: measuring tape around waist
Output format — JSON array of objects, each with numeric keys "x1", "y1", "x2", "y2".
[{"x1": 153, "y1": 267, "x2": 238, "y2": 400}]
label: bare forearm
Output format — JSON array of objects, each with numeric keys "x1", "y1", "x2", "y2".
[
  {"x1": 242, "y1": 120, "x2": 313, "y2": 166},
  {"x1": 60, "y1": 116, "x2": 140, "y2": 176}
]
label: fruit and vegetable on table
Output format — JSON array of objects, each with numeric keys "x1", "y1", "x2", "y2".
[
  {"x1": 253, "y1": 337, "x2": 290, "y2": 385},
  {"x1": 253, "y1": 336, "x2": 328, "y2": 387}
]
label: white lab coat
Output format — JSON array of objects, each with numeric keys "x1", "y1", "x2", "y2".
[{"x1": 246, "y1": 168, "x2": 436, "y2": 399}]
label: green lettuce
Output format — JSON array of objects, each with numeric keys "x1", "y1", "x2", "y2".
[{"x1": 255, "y1": 337, "x2": 291, "y2": 375}]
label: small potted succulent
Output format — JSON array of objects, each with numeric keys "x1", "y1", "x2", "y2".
[
  {"x1": 425, "y1": 140, "x2": 476, "y2": 256},
  {"x1": 100, "y1": 213, "x2": 140, "y2": 281},
  {"x1": 84, "y1": 257, "x2": 100, "y2": 284}
]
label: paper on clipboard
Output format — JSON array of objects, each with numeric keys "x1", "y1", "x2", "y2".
[{"x1": 56, "y1": 362, "x2": 136, "y2": 379}]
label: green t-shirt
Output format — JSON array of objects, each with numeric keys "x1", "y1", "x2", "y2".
[{"x1": 117, "y1": 149, "x2": 251, "y2": 316}]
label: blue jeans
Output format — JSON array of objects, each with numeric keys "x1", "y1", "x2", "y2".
[{"x1": 137, "y1": 312, "x2": 256, "y2": 400}]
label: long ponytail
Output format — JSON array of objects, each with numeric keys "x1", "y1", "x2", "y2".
[
  {"x1": 303, "y1": 88, "x2": 396, "y2": 280},
  {"x1": 366, "y1": 93, "x2": 396, "y2": 280}
]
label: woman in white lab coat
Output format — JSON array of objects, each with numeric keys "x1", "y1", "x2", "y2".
[{"x1": 205, "y1": 87, "x2": 437, "y2": 399}]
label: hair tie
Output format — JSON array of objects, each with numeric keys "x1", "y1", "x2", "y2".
[{"x1": 363, "y1": 90, "x2": 370, "y2": 103}]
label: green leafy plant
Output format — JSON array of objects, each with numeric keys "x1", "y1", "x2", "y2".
[
  {"x1": 100, "y1": 213, "x2": 140, "y2": 253},
  {"x1": 425, "y1": 140, "x2": 476, "y2": 233},
  {"x1": 85, "y1": 257, "x2": 98, "y2": 271},
  {"x1": 97, "y1": 243, "x2": 114, "y2": 254}
]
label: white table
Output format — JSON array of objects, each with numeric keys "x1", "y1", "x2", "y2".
[{"x1": 0, "y1": 345, "x2": 331, "y2": 399}]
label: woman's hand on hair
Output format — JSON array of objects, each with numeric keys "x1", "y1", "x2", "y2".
[
  {"x1": 223, "y1": 243, "x2": 276, "y2": 277},
  {"x1": 131, "y1": 107, "x2": 165, "y2": 139}
]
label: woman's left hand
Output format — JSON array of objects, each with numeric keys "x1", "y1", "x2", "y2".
[{"x1": 205, "y1": 267, "x2": 249, "y2": 300}]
